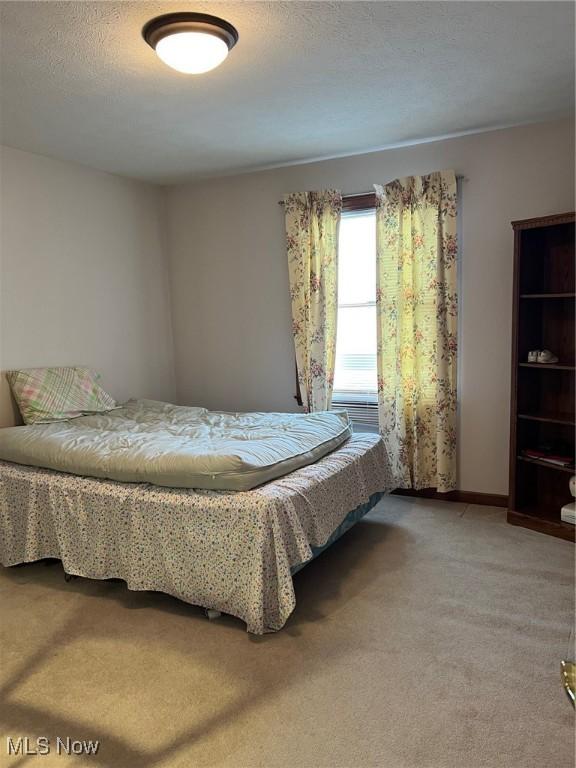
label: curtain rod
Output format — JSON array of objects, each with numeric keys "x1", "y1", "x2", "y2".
[{"x1": 277, "y1": 175, "x2": 467, "y2": 205}]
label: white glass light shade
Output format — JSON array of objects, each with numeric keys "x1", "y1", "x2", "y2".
[{"x1": 155, "y1": 31, "x2": 229, "y2": 74}]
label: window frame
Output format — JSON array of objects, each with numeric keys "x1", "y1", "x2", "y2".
[
  {"x1": 331, "y1": 193, "x2": 379, "y2": 431},
  {"x1": 342, "y1": 192, "x2": 376, "y2": 213}
]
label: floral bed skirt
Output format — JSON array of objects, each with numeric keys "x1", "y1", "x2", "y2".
[{"x1": 0, "y1": 435, "x2": 393, "y2": 633}]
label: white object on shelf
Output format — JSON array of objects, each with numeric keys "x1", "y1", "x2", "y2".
[
  {"x1": 562, "y1": 476, "x2": 576, "y2": 524},
  {"x1": 561, "y1": 503, "x2": 576, "y2": 525},
  {"x1": 537, "y1": 349, "x2": 559, "y2": 364}
]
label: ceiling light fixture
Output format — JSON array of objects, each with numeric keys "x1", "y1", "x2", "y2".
[{"x1": 142, "y1": 12, "x2": 239, "y2": 74}]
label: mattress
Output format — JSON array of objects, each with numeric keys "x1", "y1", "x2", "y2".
[
  {"x1": 0, "y1": 398, "x2": 352, "y2": 491},
  {"x1": 0, "y1": 434, "x2": 393, "y2": 633}
]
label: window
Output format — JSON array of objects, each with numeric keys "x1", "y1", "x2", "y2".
[{"x1": 332, "y1": 200, "x2": 379, "y2": 432}]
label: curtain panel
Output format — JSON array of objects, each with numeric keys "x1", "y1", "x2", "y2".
[
  {"x1": 374, "y1": 171, "x2": 458, "y2": 492},
  {"x1": 284, "y1": 191, "x2": 342, "y2": 412}
]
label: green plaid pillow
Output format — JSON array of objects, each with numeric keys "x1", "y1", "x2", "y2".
[{"x1": 7, "y1": 366, "x2": 116, "y2": 425}]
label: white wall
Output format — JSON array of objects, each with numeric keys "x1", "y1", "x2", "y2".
[
  {"x1": 0, "y1": 146, "x2": 175, "y2": 424},
  {"x1": 167, "y1": 119, "x2": 575, "y2": 496},
  {"x1": 2, "y1": 122, "x2": 572, "y2": 494}
]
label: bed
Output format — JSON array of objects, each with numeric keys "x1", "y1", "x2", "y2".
[{"x1": 0, "y1": 398, "x2": 393, "y2": 633}]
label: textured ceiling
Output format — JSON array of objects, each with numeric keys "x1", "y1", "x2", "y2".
[{"x1": 0, "y1": 1, "x2": 573, "y2": 183}]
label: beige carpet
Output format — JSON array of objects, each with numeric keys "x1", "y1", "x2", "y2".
[{"x1": 0, "y1": 496, "x2": 574, "y2": 768}]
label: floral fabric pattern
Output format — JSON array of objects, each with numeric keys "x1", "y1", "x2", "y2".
[
  {"x1": 284, "y1": 191, "x2": 342, "y2": 412},
  {"x1": 374, "y1": 171, "x2": 458, "y2": 492},
  {"x1": 0, "y1": 435, "x2": 393, "y2": 634}
]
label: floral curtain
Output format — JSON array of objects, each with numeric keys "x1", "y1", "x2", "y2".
[
  {"x1": 374, "y1": 171, "x2": 458, "y2": 492},
  {"x1": 284, "y1": 191, "x2": 342, "y2": 412}
]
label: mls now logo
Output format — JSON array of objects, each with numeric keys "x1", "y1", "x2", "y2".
[{"x1": 6, "y1": 736, "x2": 100, "y2": 756}]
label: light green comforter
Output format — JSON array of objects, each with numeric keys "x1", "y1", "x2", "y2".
[{"x1": 0, "y1": 399, "x2": 351, "y2": 490}]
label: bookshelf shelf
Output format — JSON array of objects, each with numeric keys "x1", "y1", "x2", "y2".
[
  {"x1": 509, "y1": 212, "x2": 575, "y2": 542},
  {"x1": 520, "y1": 292, "x2": 575, "y2": 299},
  {"x1": 519, "y1": 363, "x2": 575, "y2": 371},
  {"x1": 517, "y1": 412, "x2": 575, "y2": 426},
  {"x1": 517, "y1": 456, "x2": 574, "y2": 474},
  {"x1": 508, "y1": 510, "x2": 575, "y2": 539}
]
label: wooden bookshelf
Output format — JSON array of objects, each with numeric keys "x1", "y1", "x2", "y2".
[{"x1": 508, "y1": 212, "x2": 575, "y2": 542}]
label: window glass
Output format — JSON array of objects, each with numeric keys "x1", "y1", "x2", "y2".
[
  {"x1": 333, "y1": 210, "x2": 377, "y2": 399},
  {"x1": 338, "y1": 211, "x2": 376, "y2": 305}
]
